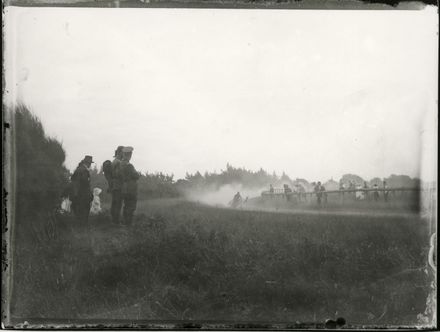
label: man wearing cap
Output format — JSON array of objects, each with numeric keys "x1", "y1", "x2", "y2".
[
  {"x1": 110, "y1": 146, "x2": 124, "y2": 224},
  {"x1": 120, "y1": 146, "x2": 140, "y2": 225},
  {"x1": 71, "y1": 155, "x2": 94, "y2": 224}
]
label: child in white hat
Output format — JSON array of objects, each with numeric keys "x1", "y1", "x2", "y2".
[{"x1": 90, "y1": 187, "x2": 102, "y2": 215}]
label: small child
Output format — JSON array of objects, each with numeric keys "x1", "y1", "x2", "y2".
[
  {"x1": 90, "y1": 187, "x2": 102, "y2": 215},
  {"x1": 60, "y1": 197, "x2": 72, "y2": 214}
]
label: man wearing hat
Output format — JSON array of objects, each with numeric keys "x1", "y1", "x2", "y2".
[
  {"x1": 120, "y1": 146, "x2": 140, "y2": 225},
  {"x1": 110, "y1": 146, "x2": 124, "y2": 224},
  {"x1": 71, "y1": 155, "x2": 94, "y2": 224}
]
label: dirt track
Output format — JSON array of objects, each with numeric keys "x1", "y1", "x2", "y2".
[
  {"x1": 140, "y1": 197, "x2": 424, "y2": 219},
  {"x1": 240, "y1": 205, "x2": 423, "y2": 219}
]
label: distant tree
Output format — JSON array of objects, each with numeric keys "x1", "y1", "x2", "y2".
[
  {"x1": 295, "y1": 178, "x2": 309, "y2": 183},
  {"x1": 280, "y1": 171, "x2": 292, "y2": 183},
  {"x1": 293, "y1": 178, "x2": 312, "y2": 192},
  {"x1": 369, "y1": 177, "x2": 382, "y2": 186},
  {"x1": 412, "y1": 178, "x2": 421, "y2": 188},
  {"x1": 182, "y1": 164, "x2": 296, "y2": 191},
  {"x1": 137, "y1": 172, "x2": 179, "y2": 199},
  {"x1": 340, "y1": 174, "x2": 365, "y2": 186},
  {"x1": 323, "y1": 178, "x2": 339, "y2": 191},
  {"x1": 175, "y1": 178, "x2": 191, "y2": 193},
  {"x1": 368, "y1": 175, "x2": 420, "y2": 188},
  {"x1": 385, "y1": 174, "x2": 420, "y2": 188}
]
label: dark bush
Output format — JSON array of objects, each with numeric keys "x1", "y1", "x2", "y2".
[{"x1": 14, "y1": 104, "x2": 70, "y2": 220}]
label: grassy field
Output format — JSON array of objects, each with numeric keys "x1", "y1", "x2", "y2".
[{"x1": 11, "y1": 198, "x2": 433, "y2": 327}]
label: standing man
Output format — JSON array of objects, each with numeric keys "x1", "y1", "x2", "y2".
[
  {"x1": 363, "y1": 181, "x2": 369, "y2": 201},
  {"x1": 314, "y1": 181, "x2": 323, "y2": 205},
  {"x1": 383, "y1": 180, "x2": 389, "y2": 202},
  {"x1": 71, "y1": 155, "x2": 94, "y2": 224},
  {"x1": 120, "y1": 146, "x2": 140, "y2": 225},
  {"x1": 321, "y1": 184, "x2": 327, "y2": 204},
  {"x1": 284, "y1": 184, "x2": 292, "y2": 202},
  {"x1": 339, "y1": 180, "x2": 345, "y2": 203},
  {"x1": 296, "y1": 184, "x2": 306, "y2": 202},
  {"x1": 373, "y1": 183, "x2": 379, "y2": 202},
  {"x1": 110, "y1": 146, "x2": 124, "y2": 224}
]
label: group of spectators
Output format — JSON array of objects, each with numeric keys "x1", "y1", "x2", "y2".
[
  {"x1": 268, "y1": 183, "x2": 312, "y2": 203},
  {"x1": 266, "y1": 179, "x2": 391, "y2": 205},
  {"x1": 339, "y1": 180, "x2": 389, "y2": 202},
  {"x1": 66, "y1": 146, "x2": 140, "y2": 226},
  {"x1": 103, "y1": 146, "x2": 140, "y2": 225},
  {"x1": 313, "y1": 182, "x2": 327, "y2": 205}
]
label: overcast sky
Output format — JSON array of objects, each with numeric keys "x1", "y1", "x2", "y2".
[{"x1": 5, "y1": 6, "x2": 438, "y2": 182}]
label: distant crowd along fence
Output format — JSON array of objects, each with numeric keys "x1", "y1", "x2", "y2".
[{"x1": 261, "y1": 187, "x2": 424, "y2": 203}]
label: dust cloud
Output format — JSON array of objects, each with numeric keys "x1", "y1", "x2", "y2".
[{"x1": 184, "y1": 184, "x2": 265, "y2": 207}]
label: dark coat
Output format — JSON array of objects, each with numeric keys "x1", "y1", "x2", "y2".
[
  {"x1": 71, "y1": 163, "x2": 92, "y2": 201},
  {"x1": 121, "y1": 161, "x2": 140, "y2": 196},
  {"x1": 111, "y1": 158, "x2": 124, "y2": 191}
]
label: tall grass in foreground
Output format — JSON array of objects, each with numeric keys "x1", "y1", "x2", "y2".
[{"x1": 11, "y1": 200, "x2": 431, "y2": 326}]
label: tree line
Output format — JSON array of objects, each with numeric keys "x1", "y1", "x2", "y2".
[{"x1": 12, "y1": 104, "x2": 421, "y2": 215}]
